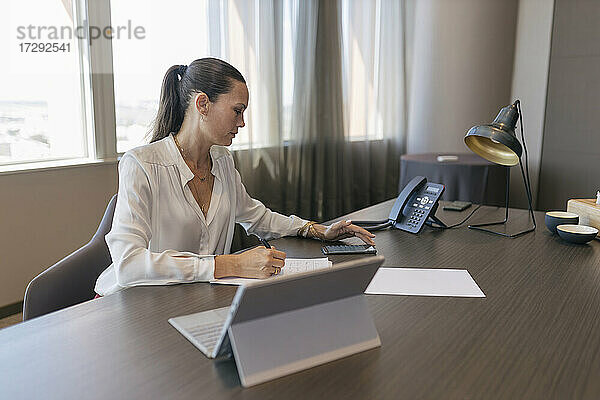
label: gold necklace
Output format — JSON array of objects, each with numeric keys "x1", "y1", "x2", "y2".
[
  {"x1": 173, "y1": 135, "x2": 209, "y2": 182},
  {"x1": 174, "y1": 135, "x2": 210, "y2": 214},
  {"x1": 189, "y1": 178, "x2": 209, "y2": 215}
]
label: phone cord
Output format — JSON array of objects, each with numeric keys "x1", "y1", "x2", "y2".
[{"x1": 430, "y1": 205, "x2": 483, "y2": 229}]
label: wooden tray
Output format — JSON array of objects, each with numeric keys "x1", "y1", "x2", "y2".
[{"x1": 567, "y1": 198, "x2": 600, "y2": 238}]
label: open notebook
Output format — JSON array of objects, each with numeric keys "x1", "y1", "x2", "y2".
[{"x1": 210, "y1": 258, "x2": 332, "y2": 286}]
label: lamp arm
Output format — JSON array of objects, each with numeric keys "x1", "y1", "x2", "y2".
[
  {"x1": 519, "y1": 159, "x2": 536, "y2": 228},
  {"x1": 515, "y1": 100, "x2": 536, "y2": 227},
  {"x1": 515, "y1": 101, "x2": 531, "y2": 193}
]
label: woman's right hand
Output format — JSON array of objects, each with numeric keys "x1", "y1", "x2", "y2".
[{"x1": 214, "y1": 246, "x2": 286, "y2": 279}]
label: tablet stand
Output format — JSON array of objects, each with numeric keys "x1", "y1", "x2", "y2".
[{"x1": 228, "y1": 295, "x2": 381, "y2": 387}]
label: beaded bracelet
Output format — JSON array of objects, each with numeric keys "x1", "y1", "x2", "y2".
[
  {"x1": 308, "y1": 223, "x2": 324, "y2": 241},
  {"x1": 298, "y1": 221, "x2": 318, "y2": 238}
]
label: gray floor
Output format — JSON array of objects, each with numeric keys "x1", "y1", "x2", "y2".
[{"x1": 0, "y1": 313, "x2": 23, "y2": 330}]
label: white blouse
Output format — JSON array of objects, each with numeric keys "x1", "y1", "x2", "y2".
[{"x1": 95, "y1": 134, "x2": 308, "y2": 296}]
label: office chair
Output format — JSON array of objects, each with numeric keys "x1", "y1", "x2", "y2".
[{"x1": 23, "y1": 194, "x2": 118, "y2": 321}]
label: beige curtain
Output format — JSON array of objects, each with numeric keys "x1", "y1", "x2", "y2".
[
  {"x1": 340, "y1": 0, "x2": 406, "y2": 210},
  {"x1": 214, "y1": 0, "x2": 407, "y2": 248},
  {"x1": 282, "y1": 0, "x2": 352, "y2": 222}
]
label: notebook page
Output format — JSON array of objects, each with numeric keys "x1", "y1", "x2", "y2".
[
  {"x1": 210, "y1": 258, "x2": 332, "y2": 286},
  {"x1": 280, "y1": 258, "x2": 332, "y2": 275}
]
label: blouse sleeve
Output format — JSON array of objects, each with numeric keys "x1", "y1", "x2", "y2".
[
  {"x1": 233, "y1": 166, "x2": 308, "y2": 240},
  {"x1": 104, "y1": 153, "x2": 215, "y2": 290}
]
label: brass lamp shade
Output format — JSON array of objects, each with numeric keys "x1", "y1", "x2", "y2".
[{"x1": 464, "y1": 102, "x2": 522, "y2": 166}]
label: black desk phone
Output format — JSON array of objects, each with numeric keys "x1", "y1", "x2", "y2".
[{"x1": 354, "y1": 176, "x2": 446, "y2": 234}]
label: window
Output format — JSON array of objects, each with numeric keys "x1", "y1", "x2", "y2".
[
  {"x1": 112, "y1": 0, "x2": 298, "y2": 152},
  {"x1": 110, "y1": 0, "x2": 209, "y2": 153},
  {"x1": 0, "y1": 0, "x2": 88, "y2": 165},
  {"x1": 111, "y1": 0, "x2": 256, "y2": 153},
  {"x1": 1, "y1": 0, "x2": 392, "y2": 170},
  {"x1": 340, "y1": 0, "x2": 404, "y2": 142},
  {"x1": 281, "y1": 0, "x2": 297, "y2": 142},
  {"x1": 341, "y1": 0, "x2": 382, "y2": 141}
]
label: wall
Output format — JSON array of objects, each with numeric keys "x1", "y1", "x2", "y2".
[
  {"x1": 0, "y1": 163, "x2": 118, "y2": 308},
  {"x1": 406, "y1": 0, "x2": 518, "y2": 154},
  {"x1": 405, "y1": 0, "x2": 556, "y2": 211},
  {"x1": 509, "y1": 0, "x2": 555, "y2": 209},
  {"x1": 537, "y1": 0, "x2": 600, "y2": 210}
]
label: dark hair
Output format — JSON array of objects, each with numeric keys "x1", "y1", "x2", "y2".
[{"x1": 150, "y1": 58, "x2": 246, "y2": 143}]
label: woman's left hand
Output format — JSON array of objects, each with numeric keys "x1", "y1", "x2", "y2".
[{"x1": 314, "y1": 220, "x2": 376, "y2": 246}]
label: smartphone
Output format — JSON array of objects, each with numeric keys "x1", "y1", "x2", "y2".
[{"x1": 443, "y1": 201, "x2": 472, "y2": 212}]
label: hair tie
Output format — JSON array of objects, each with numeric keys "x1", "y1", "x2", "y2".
[{"x1": 177, "y1": 64, "x2": 188, "y2": 77}]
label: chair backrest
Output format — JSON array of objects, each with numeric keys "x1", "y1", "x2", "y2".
[{"x1": 23, "y1": 194, "x2": 118, "y2": 321}]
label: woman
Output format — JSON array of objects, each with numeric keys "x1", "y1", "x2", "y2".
[{"x1": 95, "y1": 58, "x2": 375, "y2": 296}]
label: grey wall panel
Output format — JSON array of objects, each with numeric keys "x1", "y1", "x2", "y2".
[
  {"x1": 551, "y1": 0, "x2": 600, "y2": 58},
  {"x1": 406, "y1": 0, "x2": 518, "y2": 154},
  {"x1": 544, "y1": 57, "x2": 600, "y2": 154},
  {"x1": 538, "y1": 153, "x2": 599, "y2": 209},
  {"x1": 537, "y1": 0, "x2": 600, "y2": 211},
  {"x1": 509, "y1": 0, "x2": 554, "y2": 209}
]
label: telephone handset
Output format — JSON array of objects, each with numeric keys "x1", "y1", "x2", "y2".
[{"x1": 354, "y1": 176, "x2": 446, "y2": 233}]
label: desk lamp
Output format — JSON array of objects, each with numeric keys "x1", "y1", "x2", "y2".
[{"x1": 464, "y1": 100, "x2": 536, "y2": 237}]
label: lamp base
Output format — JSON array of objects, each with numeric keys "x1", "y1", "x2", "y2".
[
  {"x1": 468, "y1": 161, "x2": 536, "y2": 238},
  {"x1": 468, "y1": 221, "x2": 535, "y2": 238}
]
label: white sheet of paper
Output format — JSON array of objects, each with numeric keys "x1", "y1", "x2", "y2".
[
  {"x1": 210, "y1": 258, "x2": 332, "y2": 286},
  {"x1": 365, "y1": 267, "x2": 485, "y2": 297}
]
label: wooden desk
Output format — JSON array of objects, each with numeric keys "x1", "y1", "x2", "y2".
[{"x1": 2, "y1": 200, "x2": 600, "y2": 399}]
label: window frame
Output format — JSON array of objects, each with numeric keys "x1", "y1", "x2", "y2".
[
  {"x1": 85, "y1": 0, "x2": 117, "y2": 160},
  {"x1": 0, "y1": 0, "x2": 101, "y2": 170},
  {"x1": 0, "y1": 0, "x2": 118, "y2": 173}
]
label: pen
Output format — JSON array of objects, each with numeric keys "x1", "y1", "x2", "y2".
[
  {"x1": 258, "y1": 237, "x2": 271, "y2": 249},
  {"x1": 258, "y1": 236, "x2": 281, "y2": 275}
]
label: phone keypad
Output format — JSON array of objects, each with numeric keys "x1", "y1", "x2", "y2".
[{"x1": 406, "y1": 209, "x2": 426, "y2": 228}]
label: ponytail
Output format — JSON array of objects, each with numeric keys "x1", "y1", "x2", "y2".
[
  {"x1": 150, "y1": 65, "x2": 186, "y2": 143},
  {"x1": 149, "y1": 58, "x2": 246, "y2": 143}
]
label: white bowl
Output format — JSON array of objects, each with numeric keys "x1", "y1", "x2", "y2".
[
  {"x1": 545, "y1": 211, "x2": 579, "y2": 234},
  {"x1": 546, "y1": 211, "x2": 579, "y2": 218},
  {"x1": 557, "y1": 224, "x2": 598, "y2": 244}
]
